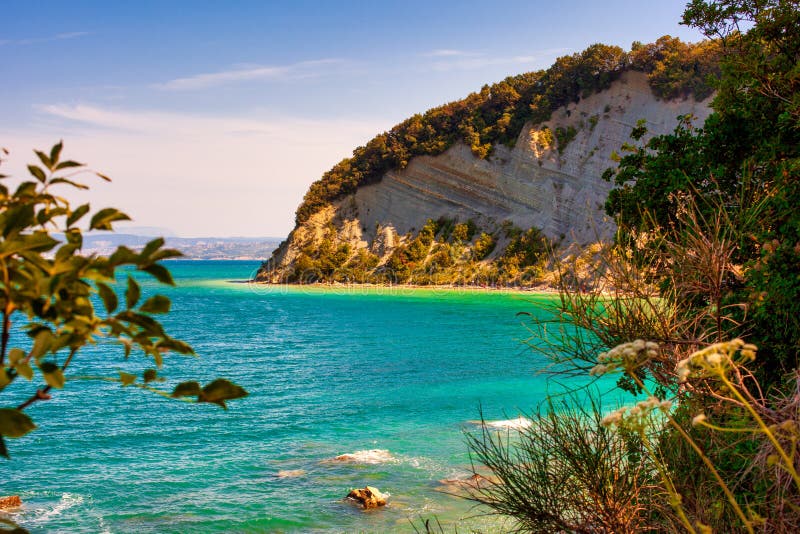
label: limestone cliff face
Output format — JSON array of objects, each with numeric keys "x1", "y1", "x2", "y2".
[{"x1": 258, "y1": 72, "x2": 711, "y2": 283}]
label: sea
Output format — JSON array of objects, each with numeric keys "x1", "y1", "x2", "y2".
[{"x1": 1, "y1": 260, "x2": 609, "y2": 533}]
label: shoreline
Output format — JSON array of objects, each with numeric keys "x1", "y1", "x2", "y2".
[{"x1": 241, "y1": 280, "x2": 561, "y2": 297}]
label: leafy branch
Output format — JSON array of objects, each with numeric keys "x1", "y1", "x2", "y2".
[{"x1": 0, "y1": 142, "x2": 248, "y2": 459}]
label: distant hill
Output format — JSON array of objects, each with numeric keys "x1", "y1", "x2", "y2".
[{"x1": 74, "y1": 234, "x2": 282, "y2": 261}]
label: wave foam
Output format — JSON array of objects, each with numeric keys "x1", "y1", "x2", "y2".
[
  {"x1": 27, "y1": 493, "x2": 84, "y2": 524},
  {"x1": 470, "y1": 416, "x2": 533, "y2": 430}
]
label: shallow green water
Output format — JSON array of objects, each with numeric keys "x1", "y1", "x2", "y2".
[{"x1": 2, "y1": 261, "x2": 602, "y2": 533}]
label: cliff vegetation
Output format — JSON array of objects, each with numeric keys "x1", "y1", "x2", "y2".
[{"x1": 295, "y1": 36, "x2": 720, "y2": 226}]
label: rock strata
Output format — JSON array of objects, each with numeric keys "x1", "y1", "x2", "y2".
[{"x1": 259, "y1": 71, "x2": 711, "y2": 285}]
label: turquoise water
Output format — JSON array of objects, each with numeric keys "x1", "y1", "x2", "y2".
[{"x1": 2, "y1": 261, "x2": 596, "y2": 533}]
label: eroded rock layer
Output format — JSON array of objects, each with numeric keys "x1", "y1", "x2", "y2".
[{"x1": 259, "y1": 72, "x2": 710, "y2": 284}]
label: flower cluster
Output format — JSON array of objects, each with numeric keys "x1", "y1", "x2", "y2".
[
  {"x1": 674, "y1": 339, "x2": 757, "y2": 383},
  {"x1": 601, "y1": 396, "x2": 673, "y2": 429},
  {"x1": 590, "y1": 339, "x2": 660, "y2": 376}
]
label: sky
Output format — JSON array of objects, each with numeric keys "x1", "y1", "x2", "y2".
[{"x1": 1, "y1": 0, "x2": 705, "y2": 238}]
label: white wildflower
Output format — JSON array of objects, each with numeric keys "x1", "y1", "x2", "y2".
[
  {"x1": 676, "y1": 359, "x2": 691, "y2": 382},
  {"x1": 692, "y1": 413, "x2": 707, "y2": 427},
  {"x1": 600, "y1": 407, "x2": 627, "y2": 428},
  {"x1": 589, "y1": 364, "x2": 608, "y2": 376}
]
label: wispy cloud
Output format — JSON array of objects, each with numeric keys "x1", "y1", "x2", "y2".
[
  {"x1": 421, "y1": 49, "x2": 480, "y2": 58},
  {"x1": 0, "y1": 31, "x2": 89, "y2": 46},
  {"x1": 420, "y1": 48, "x2": 570, "y2": 72},
  {"x1": 34, "y1": 103, "x2": 377, "y2": 140},
  {"x1": 155, "y1": 58, "x2": 344, "y2": 91}
]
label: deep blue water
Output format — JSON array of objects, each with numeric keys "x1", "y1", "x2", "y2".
[{"x1": 2, "y1": 261, "x2": 598, "y2": 533}]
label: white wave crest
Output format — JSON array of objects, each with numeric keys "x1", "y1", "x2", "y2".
[
  {"x1": 472, "y1": 416, "x2": 533, "y2": 430},
  {"x1": 27, "y1": 492, "x2": 84, "y2": 524}
]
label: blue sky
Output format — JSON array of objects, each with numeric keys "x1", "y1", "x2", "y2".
[{"x1": 1, "y1": 1, "x2": 705, "y2": 237}]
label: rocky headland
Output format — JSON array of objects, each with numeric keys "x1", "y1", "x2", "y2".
[{"x1": 256, "y1": 39, "x2": 716, "y2": 287}]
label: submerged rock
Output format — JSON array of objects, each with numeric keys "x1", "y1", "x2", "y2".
[
  {"x1": 0, "y1": 495, "x2": 21, "y2": 509},
  {"x1": 328, "y1": 449, "x2": 395, "y2": 464},
  {"x1": 346, "y1": 486, "x2": 388, "y2": 509},
  {"x1": 437, "y1": 473, "x2": 493, "y2": 493},
  {"x1": 275, "y1": 469, "x2": 306, "y2": 478}
]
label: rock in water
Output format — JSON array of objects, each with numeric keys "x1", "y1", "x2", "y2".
[
  {"x1": 275, "y1": 469, "x2": 306, "y2": 478},
  {"x1": 346, "y1": 486, "x2": 388, "y2": 509},
  {"x1": 329, "y1": 449, "x2": 395, "y2": 464},
  {"x1": 437, "y1": 473, "x2": 495, "y2": 494},
  {"x1": 0, "y1": 495, "x2": 21, "y2": 508}
]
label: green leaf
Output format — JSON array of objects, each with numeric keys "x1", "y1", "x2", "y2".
[
  {"x1": 0, "y1": 435, "x2": 7, "y2": 459},
  {"x1": 150, "y1": 248, "x2": 183, "y2": 261},
  {"x1": 43, "y1": 370, "x2": 65, "y2": 389},
  {"x1": 109, "y1": 246, "x2": 138, "y2": 265},
  {"x1": 0, "y1": 409, "x2": 37, "y2": 438},
  {"x1": 120, "y1": 339, "x2": 132, "y2": 359},
  {"x1": 27, "y1": 165, "x2": 47, "y2": 183},
  {"x1": 34, "y1": 150, "x2": 52, "y2": 171},
  {"x1": 48, "y1": 177, "x2": 88, "y2": 190},
  {"x1": 66, "y1": 203, "x2": 91, "y2": 228},
  {"x1": 172, "y1": 381, "x2": 201, "y2": 398},
  {"x1": 143, "y1": 369, "x2": 157, "y2": 383},
  {"x1": 49, "y1": 141, "x2": 63, "y2": 166},
  {"x1": 0, "y1": 204, "x2": 35, "y2": 237},
  {"x1": 139, "y1": 295, "x2": 171, "y2": 314},
  {"x1": 141, "y1": 264, "x2": 174, "y2": 285},
  {"x1": 7, "y1": 348, "x2": 25, "y2": 365},
  {"x1": 199, "y1": 379, "x2": 248, "y2": 409},
  {"x1": 157, "y1": 338, "x2": 194, "y2": 355},
  {"x1": 0, "y1": 369, "x2": 10, "y2": 389},
  {"x1": 140, "y1": 238, "x2": 165, "y2": 259},
  {"x1": 55, "y1": 160, "x2": 83, "y2": 171},
  {"x1": 40, "y1": 363, "x2": 65, "y2": 389},
  {"x1": 89, "y1": 207, "x2": 131, "y2": 230},
  {"x1": 118, "y1": 371, "x2": 136, "y2": 386},
  {"x1": 55, "y1": 243, "x2": 79, "y2": 263},
  {"x1": 96, "y1": 282, "x2": 119, "y2": 313},
  {"x1": 15, "y1": 363, "x2": 33, "y2": 381},
  {"x1": 125, "y1": 276, "x2": 140, "y2": 309},
  {"x1": 0, "y1": 232, "x2": 59, "y2": 257},
  {"x1": 116, "y1": 311, "x2": 165, "y2": 336},
  {"x1": 64, "y1": 228, "x2": 83, "y2": 247},
  {"x1": 13, "y1": 181, "x2": 37, "y2": 198},
  {"x1": 29, "y1": 330, "x2": 53, "y2": 361},
  {"x1": 36, "y1": 206, "x2": 67, "y2": 226}
]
